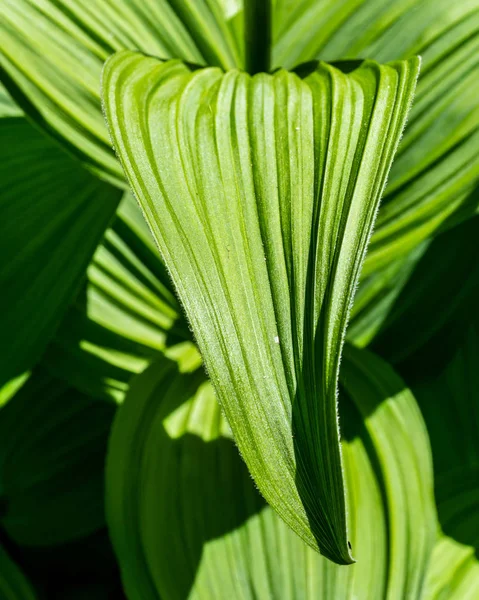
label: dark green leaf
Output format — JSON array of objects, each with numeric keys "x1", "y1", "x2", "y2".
[{"x1": 0, "y1": 115, "x2": 121, "y2": 392}]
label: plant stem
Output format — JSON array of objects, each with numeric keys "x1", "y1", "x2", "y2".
[{"x1": 244, "y1": 0, "x2": 272, "y2": 74}]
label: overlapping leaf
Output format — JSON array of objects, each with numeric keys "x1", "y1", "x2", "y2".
[
  {"x1": 0, "y1": 369, "x2": 116, "y2": 546},
  {"x1": 0, "y1": 543, "x2": 37, "y2": 600},
  {"x1": 0, "y1": 109, "x2": 121, "y2": 393},
  {"x1": 0, "y1": 0, "x2": 243, "y2": 183},
  {"x1": 107, "y1": 346, "x2": 436, "y2": 599},
  {"x1": 274, "y1": 0, "x2": 479, "y2": 272},
  {"x1": 102, "y1": 50, "x2": 418, "y2": 562},
  {"x1": 1, "y1": 0, "x2": 478, "y2": 267},
  {"x1": 41, "y1": 192, "x2": 196, "y2": 403}
]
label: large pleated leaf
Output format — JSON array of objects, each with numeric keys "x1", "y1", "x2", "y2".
[
  {"x1": 42, "y1": 193, "x2": 196, "y2": 403},
  {"x1": 0, "y1": 543, "x2": 37, "y2": 600},
  {"x1": 106, "y1": 345, "x2": 436, "y2": 599},
  {"x1": 102, "y1": 50, "x2": 419, "y2": 563},
  {"x1": 0, "y1": 114, "x2": 121, "y2": 392},
  {"x1": 273, "y1": 0, "x2": 479, "y2": 273},
  {"x1": 0, "y1": 0, "x2": 242, "y2": 184},
  {"x1": 0, "y1": 369, "x2": 116, "y2": 546}
]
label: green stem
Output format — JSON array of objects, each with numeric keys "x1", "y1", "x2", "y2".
[{"x1": 244, "y1": 0, "x2": 272, "y2": 74}]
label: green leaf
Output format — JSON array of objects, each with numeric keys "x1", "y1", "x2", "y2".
[
  {"x1": 0, "y1": 369, "x2": 116, "y2": 546},
  {"x1": 106, "y1": 345, "x2": 436, "y2": 599},
  {"x1": 370, "y1": 216, "x2": 479, "y2": 367},
  {"x1": 41, "y1": 193, "x2": 198, "y2": 403},
  {"x1": 347, "y1": 240, "x2": 428, "y2": 347},
  {"x1": 0, "y1": 543, "x2": 37, "y2": 600},
  {"x1": 0, "y1": 0, "x2": 243, "y2": 184},
  {"x1": 0, "y1": 114, "x2": 121, "y2": 391},
  {"x1": 413, "y1": 320, "x2": 479, "y2": 553},
  {"x1": 424, "y1": 535, "x2": 479, "y2": 600},
  {"x1": 278, "y1": 1, "x2": 479, "y2": 273},
  {"x1": 102, "y1": 50, "x2": 419, "y2": 563}
]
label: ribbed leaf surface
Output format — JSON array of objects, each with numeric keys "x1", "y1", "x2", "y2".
[
  {"x1": 0, "y1": 115, "x2": 121, "y2": 392},
  {"x1": 106, "y1": 346, "x2": 436, "y2": 599},
  {"x1": 0, "y1": 0, "x2": 242, "y2": 183},
  {"x1": 42, "y1": 193, "x2": 196, "y2": 403},
  {"x1": 102, "y1": 51, "x2": 419, "y2": 563},
  {"x1": 273, "y1": 0, "x2": 479, "y2": 273}
]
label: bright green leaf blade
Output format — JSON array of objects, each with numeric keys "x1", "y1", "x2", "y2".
[
  {"x1": 274, "y1": 0, "x2": 479, "y2": 271},
  {"x1": 0, "y1": 369, "x2": 116, "y2": 546},
  {"x1": 0, "y1": 116, "x2": 121, "y2": 391},
  {"x1": 102, "y1": 50, "x2": 419, "y2": 563},
  {"x1": 0, "y1": 0, "x2": 242, "y2": 184},
  {"x1": 41, "y1": 192, "x2": 197, "y2": 403},
  {"x1": 106, "y1": 345, "x2": 436, "y2": 599},
  {"x1": 0, "y1": 543, "x2": 37, "y2": 600},
  {"x1": 424, "y1": 535, "x2": 479, "y2": 600}
]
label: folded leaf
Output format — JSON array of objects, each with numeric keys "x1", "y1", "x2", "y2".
[
  {"x1": 0, "y1": 543, "x2": 37, "y2": 600},
  {"x1": 107, "y1": 346, "x2": 436, "y2": 599},
  {"x1": 0, "y1": 0, "x2": 242, "y2": 183},
  {"x1": 0, "y1": 369, "x2": 116, "y2": 546},
  {"x1": 0, "y1": 115, "x2": 121, "y2": 392},
  {"x1": 103, "y1": 50, "x2": 419, "y2": 563}
]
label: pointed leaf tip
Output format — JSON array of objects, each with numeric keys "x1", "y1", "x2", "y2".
[{"x1": 102, "y1": 51, "x2": 419, "y2": 564}]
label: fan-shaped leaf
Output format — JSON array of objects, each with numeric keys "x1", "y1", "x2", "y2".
[{"x1": 102, "y1": 50, "x2": 418, "y2": 562}]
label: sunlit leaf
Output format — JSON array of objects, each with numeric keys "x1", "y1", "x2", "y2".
[
  {"x1": 273, "y1": 0, "x2": 479, "y2": 273},
  {"x1": 424, "y1": 535, "x2": 479, "y2": 600},
  {"x1": 102, "y1": 50, "x2": 418, "y2": 563},
  {"x1": 106, "y1": 345, "x2": 436, "y2": 599},
  {"x1": 41, "y1": 193, "x2": 196, "y2": 402},
  {"x1": 0, "y1": 113, "x2": 121, "y2": 392},
  {"x1": 0, "y1": 0, "x2": 243, "y2": 183},
  {"x1": 0, "y1": 369, "x2": 116, "y2": 546}
]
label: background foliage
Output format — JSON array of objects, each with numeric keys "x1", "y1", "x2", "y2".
[{"x1": 0, "y1": 0, "x2": 478, "y2": 598}]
